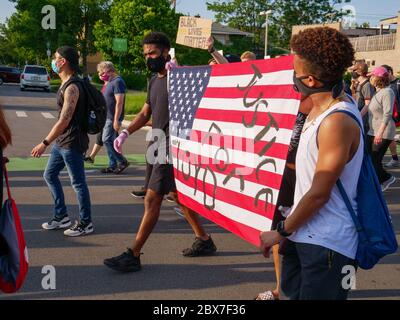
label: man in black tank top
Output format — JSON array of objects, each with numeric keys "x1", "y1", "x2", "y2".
[{"x1": 31, "y1": 46, "x2": 93, "y2": 237}]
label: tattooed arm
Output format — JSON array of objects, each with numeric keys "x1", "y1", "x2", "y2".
[{"x1": 31, "y1": 84, "x2": 79, "y2": 157}]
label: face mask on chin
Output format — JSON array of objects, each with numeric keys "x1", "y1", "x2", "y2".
[{"x1": 146, "y1": 54, "x2": 167, "y2": 73}]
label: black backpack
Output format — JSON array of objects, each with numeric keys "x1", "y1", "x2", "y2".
[{"x1": 61, "y1": 77, "x2": 107, "y2": 135}]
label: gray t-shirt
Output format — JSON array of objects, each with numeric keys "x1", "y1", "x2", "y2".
[
  {"x1": 356, "y1": 79, "x2": 375, "y2": 111},
  {"x1": 103, "y1": 76, "x2": 126, "y2": 121},
  {"x1": 367, "y1": 87, "x2": 396, "y2": 140}
]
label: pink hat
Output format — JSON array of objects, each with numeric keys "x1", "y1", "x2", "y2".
[{"x1": 367, "y1": 66, "x2": 389, "y2": 77}]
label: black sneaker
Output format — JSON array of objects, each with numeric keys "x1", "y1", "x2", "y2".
[
  {"x1": 130, "y1": 188, "x2": 146, "y2": 199},
  {"x1": 104, "y1": 248, "x2": 141, "y2": 272},
  {"x1": 182, "y1": 236, "x2": 217, "y2": 257},
  {"x1": 114, "y1": 161, "x2": 130, "y2": 174},
  {"x1": 101, "y1": 167, "x2": 117, "y2": 174},
  {"x1": 84, "y1": 156, "x2": 94, "y2": 164}
]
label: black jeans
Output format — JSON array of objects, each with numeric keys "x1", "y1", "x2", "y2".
[
  {"x1": 280, "y1": 240, "x2": 357, "y2": 300},
  {"x1": 366, "y1": 135, "x2": 393, "y2": 184}
]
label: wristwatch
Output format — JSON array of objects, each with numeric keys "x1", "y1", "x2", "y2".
[
  {"x1": 42, "y1": 139, "x2": 50, "y2": 146},
  {"x1": 276, "y1": 221, "x2": 292, "y2": 237},
  {"x1": 208, "y1": 46, "x2": 215, "y2": 54}
]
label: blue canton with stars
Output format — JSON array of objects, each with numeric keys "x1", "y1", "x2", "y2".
[{"x1": 169, "y1": 65, "x2": 211, "y2": 139}]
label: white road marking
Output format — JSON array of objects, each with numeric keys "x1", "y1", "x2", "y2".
[
  {"x1": 60, "y1": 170, "x2": 97, "y2": 175},
  {"x1": 41, "y1": 112, "x2": 55, "y2": 119},
  {"x1": 16, "y1": 111, "x2": 28, "y2": 117}
]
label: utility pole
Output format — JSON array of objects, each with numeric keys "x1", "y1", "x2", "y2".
[
  {"x1": 170, "y1": 0, "x2": 176, "y2": 12},
  {"x1": 260, "y1": 10, "x2": 272, "y2": 59}
]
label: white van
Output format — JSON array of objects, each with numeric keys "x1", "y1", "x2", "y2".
[{"x1": 20, "y1": 65, "x2": 51, "y2": 92}]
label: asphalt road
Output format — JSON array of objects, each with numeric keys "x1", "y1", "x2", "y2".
[{"x1": 0, "y1": 83, "x2": 399, "y2": 300}]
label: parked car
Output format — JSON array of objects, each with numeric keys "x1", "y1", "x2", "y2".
[
  {"x1": 0, "y1": 66, "x2": 21, "y2": 85},
  {"x1": 20, "y1": 65, "x2": 51, "y2": 92}
]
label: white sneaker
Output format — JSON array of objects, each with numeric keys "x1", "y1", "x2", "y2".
[
  {"x1": 384, "y1": 159, "x2": 399, "y2": 168},
  {"x1": 381, "y1": 176, "x2": 396, "y2": 192},
  {"x1": 42, "y1": 216, "x2": 71, "y2": 230},
  {"x1": 64, "y1": 221, "x2": 94, "y2": 237}
]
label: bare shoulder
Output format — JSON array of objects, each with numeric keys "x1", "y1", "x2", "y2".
[
  {"x1": 321, "y1": 111, "x2": 359, "y2": 133},
  {"x1": 319, "y1": 110, "x2": 360, "y2": 147},
  {"x1": 64, "y1": 83, "x2": 80, "y2": 98}
]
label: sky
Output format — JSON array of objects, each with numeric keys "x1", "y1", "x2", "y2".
[{"x1": 0, "y1": 0, "x2": 399, "y2": 27}]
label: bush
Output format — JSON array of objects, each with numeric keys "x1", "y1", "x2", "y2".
[
  {"x1": 343, "y1": 72, "x2": 352, "y2": 85},
  {"x1": 120, "y1": 72, "x2": 148, "y2": 91},
  {"x1": 91, "y1": 73, "x2": 101, "y2": 84}
]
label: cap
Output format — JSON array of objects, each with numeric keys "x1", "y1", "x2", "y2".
[{"x1": 367, "y1": 66, "x2": 389, "y2": 78}]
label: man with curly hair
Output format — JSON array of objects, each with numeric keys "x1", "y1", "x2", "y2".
[{"x1": 260, "y1": 27, "x2": 363, "y2": 300}]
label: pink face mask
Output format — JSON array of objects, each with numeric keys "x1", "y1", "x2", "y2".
[{"x1": 100, "y1": 73, "x2": 110, "y2": 82}]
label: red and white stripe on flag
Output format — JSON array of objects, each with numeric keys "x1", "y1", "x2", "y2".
[{"x1": 170, "y1": 55, "x2": 301, "y2": 246}]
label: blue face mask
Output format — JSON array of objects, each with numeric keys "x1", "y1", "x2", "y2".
[{"x1": 51, "y1": 59, "x2": 60, "y2": 74}]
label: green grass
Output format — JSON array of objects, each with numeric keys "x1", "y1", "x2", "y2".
[
  {"x1": 125, "y1": 92, "x2": 146, "y2": 115},
  {"x1": 6, "y1": 154, "x2": 146, "y2": 172}
]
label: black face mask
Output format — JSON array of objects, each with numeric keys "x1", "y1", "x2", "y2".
[
  {"x1": 293, "y1": 72, "x2": 343, "y2": 99},
  {"x1": 146, "y1": 54, "x2": 166, "y2": 73},
  {"x1": 351, "y1": 71, "x2": 359, "y2": 80}
]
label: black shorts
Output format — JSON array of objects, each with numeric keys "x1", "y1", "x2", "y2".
[
  {"x1": 144, "y1": 162, "x2": 176, "y2": 196},
  {"x1": 271, "y1": 166, "x2": 296, "y2": 230},
  {"x1": 280, "y1": 240, "x2": 357, "y2": 300},
  {"x1": 96, "y1": 131, "x2": 103, "y2": 146}
]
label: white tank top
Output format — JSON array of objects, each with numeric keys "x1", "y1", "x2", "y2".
[{"x1": 288, "y1": 100, "x2": 364, "y2": 259}]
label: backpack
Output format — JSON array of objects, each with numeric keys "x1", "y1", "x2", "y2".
[
  {"x1": 0, "y1": 158, "x2": 29, "y2": 293},
  {"x1": 333, "y1": 110, "x2": 398, "y2": 270},
  {"x1": 61, "y1": 77, "x2": 107, "y2": 135}
]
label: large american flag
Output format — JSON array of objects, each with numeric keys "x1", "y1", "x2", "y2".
[{"x1": 168, "y1": 55, "x2": 301, "y2": 246}]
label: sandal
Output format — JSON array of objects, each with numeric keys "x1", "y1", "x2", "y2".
[{"x1": 255, "y1": 290, "x2": 279, "y2": 300}]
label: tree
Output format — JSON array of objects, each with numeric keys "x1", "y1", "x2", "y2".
[
  {"x1": 3, "y1": 0, "x2": 111, "y2": 73},
  {"x1": 356, "y1": 22, "x2": 371, "y2": 28},
  {"x1": 207, "y1": 0, "x2": 352, "y2": 50},
  {"x1": 207, "y1": 0, "x2": 269, "y2": 51},
  {"x1": 93, "y1": 0, "x2": 179, "y2": 73},
  {"x1": 268, "y1": 0, "x2": 352, "y2": 48}
]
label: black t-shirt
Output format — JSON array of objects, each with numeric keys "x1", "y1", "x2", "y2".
[
  {"x1": 146, "y1": 75, "x2": 170, "y2": 157},
  {"x1": 56, "y1": 77, "x2": 89, "y2": 153},
  {"x1": 287, "y1": 112, "x2": 307, "y2": 164}
]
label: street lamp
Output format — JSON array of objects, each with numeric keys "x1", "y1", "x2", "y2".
[
  {"x1": 46, "y1": 41, "x2": 51, "y2": 60},
  {"x1": 260, "y1": 10, "x2": 272, "y2": 59}
]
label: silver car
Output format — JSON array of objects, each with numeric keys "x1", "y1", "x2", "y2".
[{"x1": 20, "y1": 65, "x2": 51, "y2": 92}]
